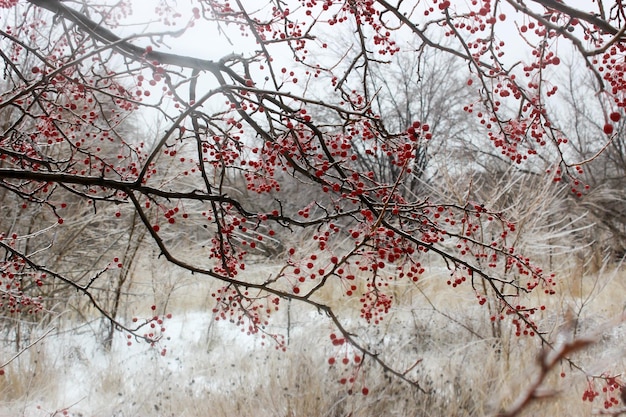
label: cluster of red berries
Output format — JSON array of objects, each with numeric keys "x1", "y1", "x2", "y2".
[{"x1": 603, "y1": 112, "x2": 621, "y2": 135}]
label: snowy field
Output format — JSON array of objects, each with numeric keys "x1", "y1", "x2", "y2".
[{"x1": 1, "y1": 262, "x2": 626, "y2": 417}]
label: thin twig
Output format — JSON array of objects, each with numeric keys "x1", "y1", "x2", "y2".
[{"x1": 1, "y1": 327, "x2": 55, "y2": 368}]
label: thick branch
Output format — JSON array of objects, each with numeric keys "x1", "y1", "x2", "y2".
[
  {"x1": 27, "y1": 0, "x2": 221, "y2": 72},
  {"x1": 531, "y1": 0, "x2": 624, "y2": 36}
]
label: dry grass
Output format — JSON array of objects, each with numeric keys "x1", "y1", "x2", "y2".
[{"x1": 0, "y1": 257, "x2": 625, "y2": 416}]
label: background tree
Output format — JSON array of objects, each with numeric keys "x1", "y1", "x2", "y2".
[{"x1": 1, "y1": 0, "x2": 625, "y2": 414}]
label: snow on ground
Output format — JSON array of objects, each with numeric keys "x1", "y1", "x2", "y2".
[
  {"x1": 2, "y1": 265, "x2": 626, "y2": 416},
  {"x1": 1, "y1": 305, "x2": 336, "y2": 416}
]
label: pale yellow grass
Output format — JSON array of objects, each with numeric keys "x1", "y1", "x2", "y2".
[{"x1": 1, "y1": 257, "x2": 625, "y2": 417}]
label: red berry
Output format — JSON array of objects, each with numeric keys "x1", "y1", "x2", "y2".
[
  {"x1": 610, "y1": 112, "x2": 621, "y2": 122},
  {"x1": 362, "y1": 387, "x2": 369, "y2": 395},
  {"x1": 603, "y1": 123, "x2": 614, "y2": 135}
]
